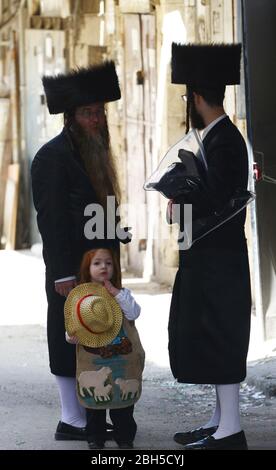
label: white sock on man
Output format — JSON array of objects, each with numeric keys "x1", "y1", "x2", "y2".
[
  {"x1": 55, "y1": 375, "x2": 87, "y2": 428},
  {"x1": 212, "y1": 383, "x2": 241, "y2": 439},
  {"x1": 203, "y1": 386, "x2": 220, "y2": 428}
]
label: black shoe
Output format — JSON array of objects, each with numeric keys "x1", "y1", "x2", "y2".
[
  {"x1": 183, "y1": 430, "x2": 248, "y2": 450},
  {"x1": 118, "y1": 441, "x2": 134, "y2": 449},
  {"x1": 55, "y1": 421, "x2": 87, "y2": 441},
  {"x1": 174, "y1": 426, "x2": 218, "y2": 445},
  {"x1": 88, "y1": 440, "x2": 105, "y2": 450}
]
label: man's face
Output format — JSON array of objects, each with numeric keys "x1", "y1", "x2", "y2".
[
  {"x1": 188, "y1": 92, "x2": 205, "y2": 130},
  {"x1": 75, "y1": 103, "x2": 106, "y2": 136}
]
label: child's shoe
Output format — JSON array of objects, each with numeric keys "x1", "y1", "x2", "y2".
[
  {"x1": 117, "y1": 441, "x2": 134, "y2": 449},
  {"x1": 88, "y1": 439, "x2": 105, "y2": 450}
]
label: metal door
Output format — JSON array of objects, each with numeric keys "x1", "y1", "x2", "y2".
[
  {"x1": 25, "y1": 29, "x2": 65, "y2": 244},
  {"x1": 123, "y1": 14, "x2": 156, "y2": 275}
]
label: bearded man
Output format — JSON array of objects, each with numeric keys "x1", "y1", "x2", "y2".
[
  {"x1": 31, "y1": 62, "x2": 128, "y2": 440},
  {"x1": 168, "y1": 44, "x2": 251, "y2": 450}
]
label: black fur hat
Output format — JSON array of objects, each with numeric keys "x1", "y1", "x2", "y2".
[
  {"x1": 171, "y1": 43, "x2": 241, "y2": 88},
  {"x1": 42, "y1": 61, "x2": 121, "y2": 114}
]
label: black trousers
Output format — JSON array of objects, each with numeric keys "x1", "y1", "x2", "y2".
[
  {"x1": 86, "y1": 405, "x2": 137, "y2": 444},
  {"x1": 45, "y1": 272, "x2": 76, "y2": 376}
]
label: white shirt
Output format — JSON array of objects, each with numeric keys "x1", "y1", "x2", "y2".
[
  {"x1": 200, "y1": 114, "x2": 227, "y2": 140},
  {"x1": 115, "y1": 288, "x2": 141, "y2": 321}
]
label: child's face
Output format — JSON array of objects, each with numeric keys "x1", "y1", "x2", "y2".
[{"x1": 89, "y1": 249, "x2": 114, "y2": 284}]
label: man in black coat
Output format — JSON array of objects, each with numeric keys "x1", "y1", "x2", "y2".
[
  {"x1": 168, "y1": 44, "x2": 251, "y2": 450},
  {"x1": 31, "y1": 62, "x2": 128, "y2": 440}
]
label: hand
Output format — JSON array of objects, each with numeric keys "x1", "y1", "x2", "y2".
[
  {"x1": 166, "y1": 199, "x2": 174, "y2": 224},
  {"x1": 65, "y1": 332, "x2": 78, "y2": 344},
  {"x1": 104, "y1": 279, "x2": 120, "y2": 297},
  {"x1": 117, "y1": 226, "x2": 132, "y2": 244},
  {"x1": 55, "y1": 279, "x2": 77, "y2": 297},
  {"x1": 167, "y1": 199, "x2": 179, "y2": 224}
]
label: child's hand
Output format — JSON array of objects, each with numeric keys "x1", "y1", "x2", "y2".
[
  {"x1": 65, "y1": 332, "x2": 78, "y2": 344},
  {"x1": 104, "y1": 279, "x2": 120, "y2": 297}
]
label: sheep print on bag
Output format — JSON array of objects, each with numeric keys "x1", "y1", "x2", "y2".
[{"x1": 76, "y1": 319, "x2": 145, "y2": 409}]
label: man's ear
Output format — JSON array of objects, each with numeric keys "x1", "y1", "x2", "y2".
[{"x1": 194, "y1": 92, "x2": 206, "y2": 110}]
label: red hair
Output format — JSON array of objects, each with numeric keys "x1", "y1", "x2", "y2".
[{"x1": 79, "y1": 248, "x2": 122, "y2": 288}]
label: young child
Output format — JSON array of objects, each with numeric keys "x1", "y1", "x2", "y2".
[{"x1": 64, "y1": 248, "x2": 145, "y2": 450}]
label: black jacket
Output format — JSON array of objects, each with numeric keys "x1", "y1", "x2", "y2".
[
  {"x1": 31, "y1": 129, "x2": 121, "y2": 280},
  {"x1": 175, "y1": 117, "x2": 249, "y2": 249},
  {"x1": 168, "y1": 117, "x2": 252, "y2": 384},
  {"x1": 31, "y1": 129, "x2": 128, "y2": 376}
]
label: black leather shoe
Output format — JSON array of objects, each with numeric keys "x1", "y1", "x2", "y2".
[
  {"x1": 88, "y1": 440, "x2": 105, "y2": 450},
  {"x1": 174, "y1": 426, "x2": 218, "y2": 445},
  {"x1": 55, "y1": 421, "x2": 87, "y2": 441},
  {"x1": 183, "y1": 430, "x2": 248, "y2": 450}
]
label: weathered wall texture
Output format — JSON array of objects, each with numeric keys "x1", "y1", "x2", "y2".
[{"x1": 0, "y1": 0, "x2": 250, "y2": 284}]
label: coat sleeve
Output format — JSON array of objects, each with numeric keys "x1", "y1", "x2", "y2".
[{"x1": 31, "y1": 147, "x2": 76, "y2": 279}]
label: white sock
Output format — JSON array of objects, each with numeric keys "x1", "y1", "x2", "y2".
[
  {"x1": 55, "y1": 375, "x2": 87, "y2": 428},
  {"x1": 203, "y1": 386, "x2": 220, "y2": 428},
  {"x1": 212, "y1": 383, "x2": 241, "y2": 439}
]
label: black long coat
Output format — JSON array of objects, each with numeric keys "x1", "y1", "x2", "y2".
[
  {"x1": 31, "y1": 129, "x2": 124, "y2": 376},
  {"x1": 168, "y1": 117, "x2": 252, "y2": 384}
]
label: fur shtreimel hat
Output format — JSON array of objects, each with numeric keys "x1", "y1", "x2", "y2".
[
  {"x1": 42, "y1": 61, "x2": 121, "y2": 114},
  {"x1": 171, "y1": 43, "x2": 241, "y2": 88},
  {"x1": 64, "y1": 282, "x2": 123, "y2": 348}
]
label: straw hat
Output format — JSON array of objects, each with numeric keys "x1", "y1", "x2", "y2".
[{"x1": 64, "y1": 282, "x2": 123, "y2": 348}]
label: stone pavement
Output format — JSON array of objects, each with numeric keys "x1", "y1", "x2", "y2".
[
  {"x1": 1, "y1": 246, "x2": 276, "y2": 398},
  {"x1": 0, "y1": 249, "x2": 276, "y2": 450},
  {"x1": 247, "y1": 356, "x2": 276, "y2": 397}
]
